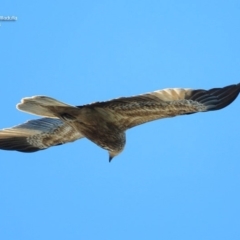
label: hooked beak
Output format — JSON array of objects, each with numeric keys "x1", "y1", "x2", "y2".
[
  {"x1": 109, "y1": 155, "x2": 114, "y2": 162},
  {"x1": 109, "y1": 149, "x2": 122, "y2": 162}
]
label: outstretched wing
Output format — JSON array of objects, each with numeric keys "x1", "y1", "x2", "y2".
[
  {"x1": 0, "y1": 118, "x2": 84, "y2": 152},
  {"x1": 86, "y1": 83, "x2": 240, "y2": 130}
]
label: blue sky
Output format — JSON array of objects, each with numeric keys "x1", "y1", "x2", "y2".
[{"x1": 1, "y1": 1, "x2": 240, "y2": 239}]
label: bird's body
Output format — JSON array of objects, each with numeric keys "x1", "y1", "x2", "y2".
[{"x1": 0, "y1": 83, "x2": 239, "y2": 161}]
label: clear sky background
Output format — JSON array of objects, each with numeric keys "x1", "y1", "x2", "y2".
[{"x1": 1, "y1": 1, "x2": 240, "y2": 239}]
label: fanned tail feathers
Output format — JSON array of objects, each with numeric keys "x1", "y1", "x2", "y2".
[{"x1": 17, "y1": 96, "x2": 75, "y2": 118}]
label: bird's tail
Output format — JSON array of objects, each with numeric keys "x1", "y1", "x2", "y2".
[{"x1": 17, "y1": 96, "x2": 76, "y2": 118}]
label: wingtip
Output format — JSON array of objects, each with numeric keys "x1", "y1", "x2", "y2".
[
  {"x1": 0, "y1": 135, "x2": 42, "y2": 152},
  {"x1": 187, "y1": 83, "x2": 240, "y2": 112}
]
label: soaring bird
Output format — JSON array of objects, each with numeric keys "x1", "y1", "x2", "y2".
[{"x1": 0, "y1": 83, "x2": 239, "y2": 161}]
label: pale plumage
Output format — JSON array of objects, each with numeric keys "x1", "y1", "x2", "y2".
[{"x1": 0, "y1": 83, "x2": 239, "y2": 161}]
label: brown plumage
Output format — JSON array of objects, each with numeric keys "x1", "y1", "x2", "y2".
[{"x1": 0, "y1": 83, "x2": 239, "y2": 161}]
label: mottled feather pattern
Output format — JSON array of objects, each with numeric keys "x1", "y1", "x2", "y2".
[{"x1": 87, "y1": 88, "x2": 208, "y2": 129}]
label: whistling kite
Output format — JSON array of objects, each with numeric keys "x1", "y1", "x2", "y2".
[{"x1": 0, "y1": 83, "x2": 239, "y2": 161}]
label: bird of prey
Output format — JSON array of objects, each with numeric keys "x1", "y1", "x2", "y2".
[{"x1": 0, "y1": 83, "x2": 239, "y2": 161}]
